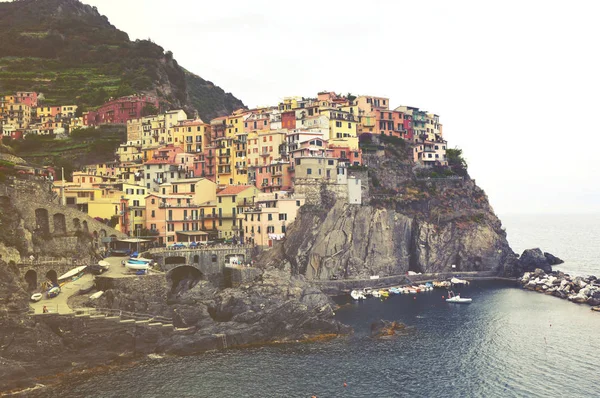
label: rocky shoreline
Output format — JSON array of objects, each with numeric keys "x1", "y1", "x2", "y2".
[{"x1": 519, "y1": 268, "x2": 600, "y2": 311}]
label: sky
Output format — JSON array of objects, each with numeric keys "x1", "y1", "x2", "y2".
[{"x1": 9, "y1": 0, "x2": 600, "y2": 214}]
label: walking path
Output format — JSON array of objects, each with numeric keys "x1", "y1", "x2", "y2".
[{"x1": 29, "y1": 256, "x2": 162, "y2": 315}]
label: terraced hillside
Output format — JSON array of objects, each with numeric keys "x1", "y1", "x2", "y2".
[{"x1": 0, "y1": 0, "x2": 245, "y2": 120}]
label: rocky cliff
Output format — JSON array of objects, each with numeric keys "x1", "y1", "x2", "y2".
[{"x1": 262, "y1": 136, "x2": 514, "y2": 279}]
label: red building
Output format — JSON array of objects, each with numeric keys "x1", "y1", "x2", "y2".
[
  {"x1": 84, "y1": 95, "x2": 159, "y2": 126},
  {"x1": 281, "y1": 111, "x2": 296, "y2": 130},
  {"x1": 328, "y1": 145, "x2": 363, "y2": 166}
]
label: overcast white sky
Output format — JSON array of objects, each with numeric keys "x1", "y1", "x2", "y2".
[{"x1": 11, "y1": 0, "x2": 600, "y2": 214}]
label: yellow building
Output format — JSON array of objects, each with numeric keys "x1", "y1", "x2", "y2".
[
  {"x1": 6, "y1": 103, "x2": 32, "y2": 129},
  {"x1": 216, "y1": 185, "x2": 258, "y2": 240},
  {"x1": 116, "y1": 141, "x2": 143, "y2": 163},
  {"x1": 173, "y1": 120, "x2": 210, "y2": 154},
  {"x1": 321, "y1": 109, "x2": 359, "y2": 149}
]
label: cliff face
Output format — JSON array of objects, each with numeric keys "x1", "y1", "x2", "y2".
[{"x1": 262, "y1": 137, "x2": 513, "y2": 280}]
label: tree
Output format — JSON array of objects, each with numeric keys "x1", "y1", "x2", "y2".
[
  {"x1": 142, "y1": 104, "x2": 159, "y2": 117},
  {"x1": 446, "y1": 147, "x2": 468, "y2": 171}
]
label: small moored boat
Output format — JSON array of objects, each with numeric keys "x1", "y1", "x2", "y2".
[
  {"x1": 58, "y1": 265, "x2": 87, "y2": 281},
  {"x1": 79, "y1": 282, "x2": 95, "y2": 294},
  {"x1": 446, "y1": 291, "x2": 472, "y2": 303},
  {"x1": 89, "y1": 291, "x2": 104, "y2": 300},
  {"x1": 47, "y1": 286, "x2": 60, "y2": 298},
  {"x1": 125, "y1": 261, "x2": 151, "y2": 271},
  {"x1": 350, "y1": 290, "x2": 366, "y2": 300},
  {"x1": 30, "y1": 293, "x2": 43, "y2": 302},
  {"x1": 98, "y1": 260, "x2": 111, "y2": 270}
]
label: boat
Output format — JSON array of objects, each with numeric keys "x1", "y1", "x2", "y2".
[
  {"x1": 128, "y1": 258, "x2": 152, "y2": 264},
  {"x1": 79, "y1": 282, "x2": 95, "y2": 294},
  {"x1": 379, "y1": 289, "x2": 389, "y2": 298},
  {"x1": 98, "y1": 260, "x2": 111, "y2": 270},
  {"x1": 433, "y1": 280, "x2": 451, "y2": 288},
  {"x1": 89, "y1": 291, "x2": 104, "y2": 300},
  {"x1": 350, "y1": 290, "x2": 366, "y2": 300},
  {"x1": 125, "y1": 261, "x2": 151, "y2": 271},
  {"x1": 389, "y1": 287, "x2": 402, "y2": 295},
  {"x1": 47, "y1": 286, "x2": 60, "y2": 298},
  {"x1": 30, "y1": 293, "x2": 43, "y2": 302},
  {"x1": 364, "y1": 288, "x2": 373, "y2": 297},
  {"x1": 451, "y1": 277, "x2": 470, "y2": 286},
  {"x1": 446, "y1": 291, "x2": 472, "y2": 303},
  {"x1": 372, "y1": 290, "x2": 382, "y2": 298},
  {"x1": 58, "y1": 265, "x2": 87, "y2": 281}
]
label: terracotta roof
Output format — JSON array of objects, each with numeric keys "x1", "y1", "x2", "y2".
[
  {"x1": 144, "y1": 159, "x2": 170, "y2": 165},
  {"x1": 217, "y1": 185, "x2": 254, "y2": 196}
]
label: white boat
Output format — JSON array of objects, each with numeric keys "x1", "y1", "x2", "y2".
[
  {"x1": 451, "y1": 277, "x2": 470, "y2": 286},
  {"x1": 446, "y1": 291, "x2": 472, "y2": 303},
  {"x1": 47, "y1": 286, "x2": 60, "y2": 298},
  {"x1": 125, "y1": 261, "x2": 151, "y2": 271},
  {"x1": 30, "y1": 293, "x2": 43, "y2": 302},
  {"x1": 129, "y1": 257, "x2": 152, "y2": 263},
  {"x1": 98, "y1": 260, "x2": 111, "y2": 269},
  {"x1": 372, "y1": 290, "x2": 382, "y2": 298},
  {"x1": 89, "y1": 291, "x2": 104, "y2": 300},
  {"x1": 58, "y1": 265, "x2": 87, "y2": 281},
  {"x1": 350, "y1": 290, "x2": 366, "y2": 300}
]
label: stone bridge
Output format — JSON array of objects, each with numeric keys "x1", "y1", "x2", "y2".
[{"x1": 145, "y1": 245, "x2": 255, "y2": 286}]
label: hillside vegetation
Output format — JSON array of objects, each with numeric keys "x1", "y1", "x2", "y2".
[{"x1": 0, "y1": 0, "x2": 245, "y2": 120}]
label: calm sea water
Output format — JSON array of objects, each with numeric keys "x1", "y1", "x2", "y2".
[{"x1": 38, "y1": 214, "x2": 600, "y2": 398}]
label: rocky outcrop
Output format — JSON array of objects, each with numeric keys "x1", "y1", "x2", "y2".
[
  {"x1": 503, "y1": 248, "x2": 563, "y2": 276},
  {"x1": 519, "y1": 268, "x2": 600, "y2": 309},
  {"x1": 262, "y1": 195, "x2": 513, "y2": 280},
  {"x1": 370, "y1": 320, "x2": 412, "y2": 338}
]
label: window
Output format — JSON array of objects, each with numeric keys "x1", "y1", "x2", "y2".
[
  {"x1": 336, "y1": 121, "x2": 342, "y2": 128},
  {"x1": 151, "y1": 210, "x2": 155, "y2": 218},
  {"x1": 279, "y1": 213, "x2": 287, "y2": 221},
  {"x1": 348, "y1": 123, "x2": 351, "y2": 128},
  {"x1": 268, "y1": 214, "x2": 273, "y2": 221},
  {"x1": 307, "y1": 168, "x2": 312, "y2": 175},
  {"x1": 150, "y1": 223, "x2": 156, "y2": 230},
  {"x1": 328, "y1": 160, "x2": 334, "y2": 165},
  {"x1": 218, "y1": 197, "x2": 222, "y2": 203},
  {"x1": 151, "y1": 198, "x2": 155, "y2": 204}
]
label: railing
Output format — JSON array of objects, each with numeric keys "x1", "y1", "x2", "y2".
[{"x1": 147, "y1": 243, "x2": 255, "y2": 253}]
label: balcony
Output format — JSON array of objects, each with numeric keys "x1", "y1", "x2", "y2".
[
  {"x1": 218, "y1": 159, "x2": 230, "y2": 166},
  {"x1": 260, "y1": 152, "x2": 270, "y2": 157},
  {"x1": 158, "y1": 202, "x2": 208, "y2": 209}
]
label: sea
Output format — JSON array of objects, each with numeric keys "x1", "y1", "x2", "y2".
[{"x1": 33, "y1": 214, "x2": 600, "y2": 398}]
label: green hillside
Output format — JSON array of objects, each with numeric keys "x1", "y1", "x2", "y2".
[{"x1": 0, "y1": 0, "x2": 245, "y2": 120}]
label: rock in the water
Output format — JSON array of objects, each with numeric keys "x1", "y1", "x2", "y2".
[
  {"x1": 519, "y1": 249, "x2": 554, "y2": 273},
  {"x1": 544, "y1": 252, "x2": 564, "y2": 265},
  {"x1": 370, "y1": 320, "x2": 410, "y2": 338}
]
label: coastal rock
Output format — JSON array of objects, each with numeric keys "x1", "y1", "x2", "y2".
[
  {"x1": 544, "y1": 252, "x2": 564, "y2": 265},
  {"x1": 519, "y1": 250, "x2": 554, "y2": 273},
  {"x1": 370, "y1": 320, "x2": 411, "y2": 338},
  {"x1": 587, "y1": 298, "x2": 600, "y2": 307}
]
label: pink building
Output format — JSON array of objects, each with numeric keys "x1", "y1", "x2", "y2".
[
  {"x1": 328, "y1": 145, "x2": 362, "y2": 166},
  {"x1": 249, "y1": 161, "x2": 292, "y2": 193},
  {"x1": 15, "y1": 92, "x2": 38, "y2": 108},
  {"x1": 85, "y1": 95, "x2": 159, "y2": 126}
]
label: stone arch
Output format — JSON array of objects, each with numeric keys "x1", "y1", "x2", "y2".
[
  {"x1": 193, "y1": 255, "x2": 200, "y2": 264},
  {"x1": 73, "y1": 218, "x2": 81, "y2": 230},
  {"x1": 24, "y1": 270, "x2": 37, "y2": 291},
  {"x1": 53, "y1": 213, "x2": 67, "y2": 235},
  {"x1": 82, "y1": 220, "x2": 89, "y2": 233},
  {"x1": 45, "y1": 270, "x2": 58, "y2": 286},
  {"x1": 167, "y1": 265, "x2": 203, "y2": 296},
  {"x1": 35, "y1": 208, "x2": 50, "y2": 235},
  {"x1": 165, "y1": 256, "x2": 186, "y2": 266}
]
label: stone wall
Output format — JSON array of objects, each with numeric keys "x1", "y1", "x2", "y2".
[
  {"x1": 294, "y1": 178, "x2": 348, "y2": 206},
  {"x1": 225, "y1": 266, "x2": 261, "y2": 288}
]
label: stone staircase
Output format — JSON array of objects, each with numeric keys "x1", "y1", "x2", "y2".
[{"x1": 73, "y1": 307, "x2": 174, "y2": 329}]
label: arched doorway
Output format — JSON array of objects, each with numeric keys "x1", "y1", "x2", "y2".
[
  {"x1": 24, "y1": 270, "x2": 37, "y2": 291},
  {"x1": 167, "y1": 265, "x2": 203, "y2": 295},
  {"x1": 45, "y1": 270, "x2": 58, "y2": 287},
  {"x1": 53, "y1": 213, "x2": 67, "y2": 235},
  {"x1": 193, "y1": 255, "x2": 200, "y2": 264},
  {"x1": 35, "y1": 208, "x2": 50, "y2": 235}
]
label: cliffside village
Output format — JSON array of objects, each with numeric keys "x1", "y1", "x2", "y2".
[{"x1": 0, "y1": 91, "x2": 448, "y2": 248}]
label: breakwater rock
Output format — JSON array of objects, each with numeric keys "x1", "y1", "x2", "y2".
[
  {"x1": 370, "y1": 320, "x2": 413, "y2": 338},
  {"x1": 503, "y1": 248, "x2": 563, "y2": 276},
  {"x1": 519, "y1": 268, "x2": 600, "y2": 309}
]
